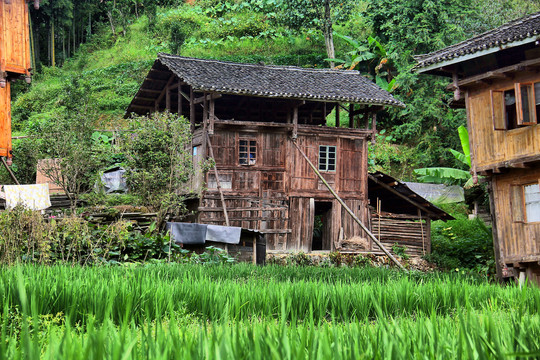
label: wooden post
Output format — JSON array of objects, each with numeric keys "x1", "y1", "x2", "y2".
[
  {"x1": 1, "y1": 157, "x2": 19, "y2": 185},
  {"x1": 189, "y1": 87, "x2": 195, "y2": 131},
  {"x1": 209, "y1": 98, "x2": 215, "y2": 135},
  {"x1": 418, "y1": 209, "x2": 425, "y2": 256},
  {"x1": 371, "y1": 113, "x2": 377, "y2": 145},
  {"x1": 252, "y1": 234, "x2": 257, "y2": 264},
  {"x1": 165, "y1": 86, "x2": 171, "y2": 111},
  {"x1": 292, "y1": 105, "x2": 298, "y2": 139},
  {"x1": 206, "y1": 133, "x2": 230, "y2": 227},
  {"x1": 349, "y1": 104, "x2": 354, "y2": 128},
  {"x1": 177, "y1": 83, "x2": 182, "y2": 116},
  {"x1": 335, "y1": 103, "x2": 340, "y2": 127},
  {"x1": 291, "y1": 139, "x2": 407, "y2": 271}
]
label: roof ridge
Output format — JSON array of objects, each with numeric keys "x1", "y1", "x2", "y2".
[
  {"x1": 414, "y1": 10, "x2": 540, "y2": 67},
  {"x1": 158, "y1": 53, "x2": 361, "y2": 75}
]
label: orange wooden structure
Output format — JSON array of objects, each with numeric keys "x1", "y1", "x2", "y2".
[
  {"x1": 415, "y1": 12, "x2": 540, "y2": 284},
  {"x1": 0, "y1": 0, "x2": 38, "y2": 158}
]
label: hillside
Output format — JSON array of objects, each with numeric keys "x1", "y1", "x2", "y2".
[{"x1": 6, "y1": 0, "x2": 540, "y2": 184}]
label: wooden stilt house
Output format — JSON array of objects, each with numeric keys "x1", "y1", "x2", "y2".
[
  {"x1": 0, "y1": 0, "x2": 39, "y2": 159},
  {"x1": 127, "y1": 54, "x2": 404, "y2": 252},
  {"x1": 414, "y1": 12, "x2": 540, "y2": 283}
]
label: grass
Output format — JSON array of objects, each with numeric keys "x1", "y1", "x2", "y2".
[{"x1": 1, "y1": 263, "x2": 539, "y2": 358}]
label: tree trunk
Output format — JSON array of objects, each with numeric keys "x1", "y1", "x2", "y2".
[
  {"x1": 323, "y1": 0, "x2": 335, "y2": 69},
  {"x1": 51, "y1": 19, "x2": 56, "y2": 67},
  {"x1": 107, "y1": 11, "x2": 116, "y2": 36}
]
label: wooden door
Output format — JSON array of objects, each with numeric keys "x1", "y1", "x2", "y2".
[
  {"x1": 0, "y1": 0, "x2": 31, "y2": 76},
  {"x1": 0, "y1": 83, "x2": 12, "y2": 157}
]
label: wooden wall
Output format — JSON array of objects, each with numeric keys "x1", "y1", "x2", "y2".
[
  {"x1": 492, "y1": 166, "x2": 540, "y2": 264},
  {"x1": 197, "y1": 123, "x2": 369, "y2": 251},
  {"x1": 0, "y1": 83, "x2": 11, "y2": 157},
  {"x1": 0, "y1": 0, "x2": 31, "y2": 77},
  {"x1": 370, "y1": 213, "x2": 430, "y2": 257},
  {"x1": 466, "y1": 72, "x2": 540, "y2": 172}
]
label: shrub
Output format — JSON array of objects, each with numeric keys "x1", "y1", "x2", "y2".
[{"x1": 425, "y1": 215, "x2": 494, "y2": 273}]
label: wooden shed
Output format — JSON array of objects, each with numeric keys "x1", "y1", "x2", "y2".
[
  {"x1": 415, "y1": 12, "x2": 540, "y2": 283},
  {"x1": 360, "y1": 172, "x2": 453, "y2": 257},
  {"x1": 127, "y1": 54, "x2": 404, "y2": 252}
]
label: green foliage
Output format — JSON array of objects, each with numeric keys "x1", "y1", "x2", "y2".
[
  {"x1": 392, "y1": 243, "x2": 410, "y2": 260},
  {"x1": 121, "y1": 112, "x2": 194, "y2": 219},
  {"x1": 426, "y1": 215, "x2": 494, "y2": 275}
]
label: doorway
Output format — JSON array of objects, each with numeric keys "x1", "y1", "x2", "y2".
[{"x1": 312, "y1": 201, "x2": 333, "y2": 251}]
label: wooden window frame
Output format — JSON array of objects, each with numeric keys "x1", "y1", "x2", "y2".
[
  {"x1": 318, "y1": 145, "x2": 336, "y2": 172},
  {"x1": 511, "y1": 180, "x2": 540, "y2": 224},
  {"x1": 238, "y1": 138, "x2": 257, "y2": 166},
  {"x1": 515, "y1": 82, "x2": 537, "y2": 126},
  {"x1": 206, "y1": 172, "x2": 233, "y2": 190}
]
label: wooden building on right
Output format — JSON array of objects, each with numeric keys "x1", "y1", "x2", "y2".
[{"x1": 414, "y1": 12, "x2": 540, "y2": 283}]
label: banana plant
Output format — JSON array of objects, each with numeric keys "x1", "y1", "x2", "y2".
[{"x1": 414, "y1": 126, "x2": 479, "y2": 188}]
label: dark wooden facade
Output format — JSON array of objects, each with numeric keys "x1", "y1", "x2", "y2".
[
  {"x1": 0, "y1": 0, "x2": 38, "y2": 158},
  {"x1": 127, "y1": 54, "x2": 404, "y2": 252},
  {"x1": 415, "y1": 12, "x2": 540, "y2": 282}
]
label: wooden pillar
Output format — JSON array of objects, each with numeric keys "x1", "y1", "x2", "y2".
[
  {"x1": 177, "y1": 83, "x2": 182, "y2": 116},
  {"x1": 292, "y1": 105, "x2": 298, "y2": 139},
  {"x1": 189, "y1": 87, "x2": 195, "y2": 131},
  {"x1": 335, "y1": 103, "x2": 340, "y2": 127},
  {"x1": 209, "y1": 98, "x2": 215, "y2": 135},
  {"x1": 371, "y1": 113, "x2": 377, "y2": 145},
  {"x1": 349, "y1": 104, "x2": 354, "y2": 128},
  {"x1": 165, "y1": 86, "x2": 171, "y2": 111}
]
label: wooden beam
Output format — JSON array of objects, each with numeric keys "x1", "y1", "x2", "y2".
[
  {"x1": 178, "y1": 83, "x2": 183, "y2": 116},
  {"x1": 371, "y1": 113, "x2": 377, "y2": 145},
  {"x1": 206, "y1": 133, "x2": 230, "y2": 227},
  {"x1": 165, "y1": 86, "x2": 171, "y2": 111},
  {"x1": 155, "y1": 76, "x2": 175, "y2": 112},
  {"x1": 349, "y1": 104, "x2": 354, "y2": 128},
  {"x1": 351, "y1": 106, "x2": 384, "y2": 117},
  {"x1": 335, "y1": 102, "x2": 340, "y2": 127},
  {"x1": 193, "y1": 93, "x2": 222, "y2": 104},
  {"x1": 292, "y1": 105, "x2": 298, "y2": 139},
  {"x1": 458, "y1": 57, "x2": 540, "y2": 87},
  {"x1": 369, "y1": 174, "x2": 438, "y2": 217},
  {"x1": 293, "y1": 140, "x2": 407, "y2": 271},
  {"x1": 209, "y1": 98, "x2": 215, "y2": 135},
  {"x1": 190, "y1": 87, "x2": 195, "y2": 131}
]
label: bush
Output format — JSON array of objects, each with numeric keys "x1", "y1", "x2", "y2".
[{"x1": 425, "y1": 215, "x2": 494, "y2": 274}]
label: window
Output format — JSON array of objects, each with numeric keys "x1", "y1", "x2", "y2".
[
  {"x1": 207, "y1": 173, "x2": 232, "y2": 190},
  {"x1": 511, "y1": 182, "x2": 540, "y2": 223},
  {"x1": 491, "y1": 82, "x2": 540, "y2": 130},
  {"x1": 318, "y1": 145, "x2": 336, "y2": 172},
  {"x1": 239, "y1": 139, "x2": 256, "y2": 165}
]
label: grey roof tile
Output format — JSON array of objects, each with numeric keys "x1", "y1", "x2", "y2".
[
  {"x1": 157, "y1": 54, "x2": 405, "y2": 107},
  {"x1": 414, "y1": 11, "x2": 540, "y2": 71}
]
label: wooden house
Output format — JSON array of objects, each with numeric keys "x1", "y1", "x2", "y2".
[
  {"x1": 0, "y1": 0, "x2": 39, "y2": 159},
  {"x1": 127, "y1": 54, "x2": 404, "y2": 252},
  {"x1": 414, "y1": 12, "x2": 540, "y2": 283}
]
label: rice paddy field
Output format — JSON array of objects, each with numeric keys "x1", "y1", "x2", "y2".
[{"x1": 1, "y1": 264, "x2": 540, "y2": 359}]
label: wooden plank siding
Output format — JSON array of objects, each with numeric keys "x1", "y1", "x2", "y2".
[
  {"x1": 467, "y1": 72, "x2": 540, "y2": 173},
  {"x1": 196, "y1": 123, "x2": 370, "y2": 251},
  {"x1": 371, "y1": 214, "x2": 430, "y2": 257},
  {"x1": 492, "y1": 167, "x2": 540, "y2": 264},
  {"x1": 0, "y1": 83, "x2": 11, "y2": 157},
  {"x1": 0, "y1": 0, "x2": 32, "y2": 77}
]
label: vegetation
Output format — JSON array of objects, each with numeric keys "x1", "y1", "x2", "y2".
[{"x1": 0, "y1": 264, "x2": 539, "y2": 358}]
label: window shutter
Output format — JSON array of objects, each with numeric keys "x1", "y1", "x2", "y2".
[
  {"x1": 511, "y1": 185, "x2": 525, "y2": 222},
  {"x1": 491, "y1": 90, "x2": 506, "y2": 130},
  {"x1": 516, "y1": 83, "x2": 537, "y2": 125}
]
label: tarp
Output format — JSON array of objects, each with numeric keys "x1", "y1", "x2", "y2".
[
  {"x1": 100, "y1": 167, "x2": 127, "y2": 193},
  {"x1": 166, "y1": 222, "x2": 207, "y2": 245},
  {"x1": 206, "y1": 224, "x2": 241, "y2": 244},
  {"x1": 166, "y1": 222, "x2": 242, "y2": 245},
  {"x1": 404, "y1": 182, "x2": 464, "y2": 204},
  {"x1": 4, "y1": 184, "x2": 51, "y2": 210}
]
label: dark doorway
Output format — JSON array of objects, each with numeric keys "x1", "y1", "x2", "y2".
[{"x1": 312, "y1": 201, "x2": 332, "y2": 251}]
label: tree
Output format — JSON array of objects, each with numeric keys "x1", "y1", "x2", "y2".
[
  {"x1": 278, "y1": 0, "x2": 354, "y2": 68},
  {"x1": 121, "y1": 112, "x2": 194, "y2": 225}
]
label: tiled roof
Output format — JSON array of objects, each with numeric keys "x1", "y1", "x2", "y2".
[
  {"x1": 414, "y1": 11, "x2": 540, "y2": 71},
  {"x1": 156, "y1": 53, "x2": 405, "y2": 107}
]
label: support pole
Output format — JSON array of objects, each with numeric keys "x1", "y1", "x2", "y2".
[
  {"x1": 291, "y1": 139, "x2": 407, "y2": 271},
  {"x1": 206, "y1": 133, "x2": 230, "y2": 227},
  {"x1": 2, "y1": 157, "x2": 19, "y2": 185}
]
